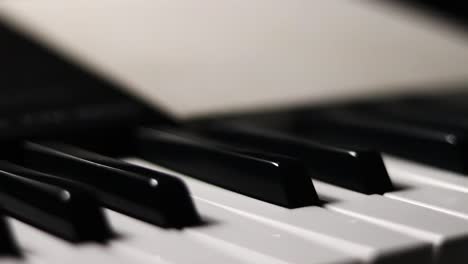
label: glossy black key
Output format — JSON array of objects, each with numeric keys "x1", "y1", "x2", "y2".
[
  {"x1": 196, "y1": 122, "x2": 393, "y2": 194},
  {"x1": 294, "y1": 108, "x2": 468, "y2": 174},
  {"x1": 0, "y1": 214, "x2": 20, "y2": 257},
  {"x1": 0, "y1": 161, "x2": 112, "y2": 243},
  {"x1": 19, "y1": 142, "x2": 201, "y2": 228},
  {"x1": 351, "y1": 100, "x2": 468, "y2": 133},
  {"x1": 136, "y1": 128, "x2": 319, "y2": 208}
]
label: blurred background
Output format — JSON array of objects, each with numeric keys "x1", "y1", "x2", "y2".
[{"x1": 0, "y1": 0, "x2": 467, "y2": 118}]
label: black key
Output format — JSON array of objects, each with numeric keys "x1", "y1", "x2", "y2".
[
  {"x1": 195, "y1": 122, "x2": 393, "y2": 194},
  {"x1": 0, "y1": 161, "x2": 112, "y2": 243},
  {"x1": 0, "y1": 214, "x2": 20, "y2": 257},
  {"x1": 294, "y1": 108, "x2": 468, "y2": 174},
  {"x1": 136, "y1": 128, "x2": 319, "y2": 208},
  {"x1": 351, "y1": 100, "x2": 468, "y2": 132},
  {"x1": 19, "y1": 142, "x2": 201, "y2": 228},
  {"x1": 390, "y1": 0, "x2": 468, "y2": 28}
]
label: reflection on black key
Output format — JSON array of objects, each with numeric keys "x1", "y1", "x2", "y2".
[
  {"x1": 196, "y1": 122, "x2": 393, "y2": 194},
  {"x1": 0, "y1": 214, "x2": 20, "y2": 257},
  {"x1": 295, "y1": 108, "x2": 468, "y2": 174},
  {"x1": 136, "y1": 128, "x2": 319, "y2": 208},
  {"x1": 19, "y1": 142, "x2": 201, "y2": 228},
  {"x1": 0, "y1": 162, "x2": 112, "y2": 243}
]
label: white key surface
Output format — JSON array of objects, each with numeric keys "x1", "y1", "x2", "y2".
[
  {"x1": 191, "y1": 200, "x2": 360, "y2": 264},
  {"x1": 107, "y1": 210, "x2": 249, "y2": 264},
  {"x1": 384, "y1": 155, "x2": 468, "y2": 194},
  {"x1": 109, "y1": 202, "x2": 358, "y2": 264},
  {"x1": 328, "y1": 195, "x2": 468, "y2": 264},
  {"x1": 385, "y1": 187, "x2": 468, "y2": 221},
  {"x1": 128, "y1": 158, "x2": 434, "y2": 264},
  {"x1": 10, "y1": 218, "x2": 165, "y2": 264},
  {"x1": 313, "y1": 180, "x2": 368, "y2": 202}
]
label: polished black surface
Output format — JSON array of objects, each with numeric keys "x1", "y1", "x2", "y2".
[
  {"x1": 0, "y1": 161, "x2": 112, "y2": 243},
  {"x1": 136, "y1": 128, "x2": 319, "y2": 208},
  {"x1": 0, "y1": 214, "x2": 20, "y2": 257},
  {"x1": 195, "y1": 122, "x2": 393, "y2": 194},
  {"x1": 389, "y1": 0, "x2": 468, "y2": 28},
  {"x1": 18, "y1": 142, "x2": 201, "y2": 228},
  {"x1": 293, "y1": 107, "x2": 468, "y2": 174}
]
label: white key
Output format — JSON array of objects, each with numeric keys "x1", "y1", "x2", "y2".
[
  {"x1": 382, "y1": 155, "x2": 468, "y2": 221},
  {"x1": 109, "y1": 205, "x2": 358, "y2": 264},
  {"x1": 313, "y1": 180, "x2": 368, "y2": 202},
  {"x1": 128, "y1": 158, "x2": 433, "y2": 264},
  {"x1": 291, "y1": 177, "x2": 468, "y2": 264},
  {"x1": 385, "y1": 186, "x2": 468, "y2": 220},
  {"x1": 10, "y1": 218, "x2": 164, "y2": 264},
  {"x1": 0, "y1": 255, "x2": 47, "y2": 264},
  {"x1": 107, "y1": 210, "x2": 250, "y2": 264},
  {"x1": 384, "y1": 155, "x2": 468, "y2": 194},
  {"x1": 191, "y1": 200, "x2": 359, "y2": 264},
  {"x1": 328, "y1": 195, "x2": 468, "y2": 264},
  {"x1": 0, "y1": 258, "x2": 47, "y2": 264}
]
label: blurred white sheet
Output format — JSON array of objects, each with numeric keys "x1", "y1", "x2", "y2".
[{"x1": 1, "y1": 0, "x2": 467, "y2": 118}]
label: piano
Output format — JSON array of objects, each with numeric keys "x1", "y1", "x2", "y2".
[{"x1": 1, "y1": 0, "x2": 468, "y2": 263}]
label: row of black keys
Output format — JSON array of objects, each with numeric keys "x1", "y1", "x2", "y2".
[{"x1": 1, "y1": 92, "x2": 468, "y2": 257}]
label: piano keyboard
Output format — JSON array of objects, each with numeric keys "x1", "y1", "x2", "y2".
[{"x1": 2, "y1": 1, "x2": 468, "y2": 264}]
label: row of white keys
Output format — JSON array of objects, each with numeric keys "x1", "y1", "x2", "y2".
[
  {"x1": 316, "y1": 171, "x2": 468, "y2": 222},
  {"x1": 107, "y1": 210, "x2": 249, "y2": 264},
  {"x1": 383, "y1": 155, "x2": 468, "y2": 194},
  {"x1": 8, "y1": 217, "x2": 169, "y2": 264},
  {"x1": 318, "y1": 152, "x2": 468, "y2": 264},
  {"x1": 315, "y1": 154, "x2": 468, "y2": 223},
  {"x1": 380, "y1": 155, "x2": 468, "y2": 219},
  {"x1": 128, "y1": 158, "x2": 433, "y2": 264},
  {"x1": 109, "y1": 197, "x2": 358, "y2": 264},
  {"x1": 314, "y1": 180, "x2": 468, "y2": 264}
]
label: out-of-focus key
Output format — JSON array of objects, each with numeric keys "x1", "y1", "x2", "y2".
[
  {"x1": 296, "y1": 108, "x2": 468, "y2": 174},
  {"x1": 328, "y1": 195, "x2": 468, "y2": 264},
  {"x1": 128, "y1": 158, "x2": 433, "y2": 264},
  {"x1": 0, "y1": 162, "x2": 112, "y2": 243},
  {"x1": 0, "y1": 214, "x2": 20, "y2": 257}
]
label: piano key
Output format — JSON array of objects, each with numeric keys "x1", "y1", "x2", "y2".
[
  {"x1": 312, "y1": 180, "x2": 368, "y2": 202},
  {"x1": 18, "y1": 141, "x2": 201, "y2": 228},
  {"x1": 327, "y1": 195, "x2": 468, "y2": 264},
  {"x1": 127, "y1": 158, "x2": 434, "y2": 264},
  {"x1": 0, "y1": 163, "x2": 112, "y2": 243},
  {"x1": 385, "y1": 186, "x2": 468, "y2": 220},
  {"x1": 352, "y1": 100, "x2": 468, "y2": 133},
  {"x1": 295, "y1": 108, "x2": 468, "y2": 174},
  {"x1": 10, "y1": 218, "x2": 165, "y2": 264},
  {"x1": 136, "y1": 128, "x2": 319, "y2": 208},
  {"x1": 190, "y1": 200, "x2": 360, "y2": 264},
  {"x1": 381, "y1": 156, "x2": 468, "y2": 220},
  {"x1": 107, "y1": 210, "x2": 250, "y2": 264},
  {"x1": 383, "y1": 155, "x2": 468, "y2": 194},
  {"x1": 0, "y1": 215, "x2": 20, "y2": 257},
  {"x1": 195, "y1": 122, "x2": 394, "y2": 194},
  {"x1": 108, "y1": 196, "x2": 359, "y2": 264}
]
